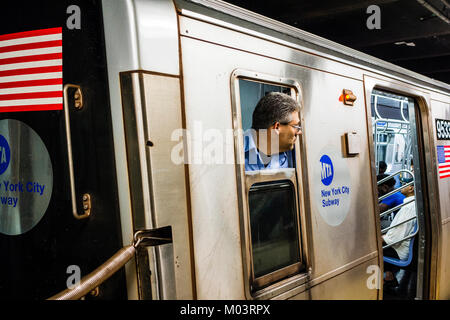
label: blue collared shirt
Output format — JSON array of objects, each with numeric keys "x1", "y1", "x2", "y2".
[{"x1": 243, "y1": 129, "x2": 293, "y2": 171}]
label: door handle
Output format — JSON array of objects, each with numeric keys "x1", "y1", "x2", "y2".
[{"x1": 63, "y1": 84, "x2": 91, "y2": 220}]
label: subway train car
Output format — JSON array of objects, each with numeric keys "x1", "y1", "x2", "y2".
[{"x1": 0, "y1": 0, "x2": 449, "y2": 300}]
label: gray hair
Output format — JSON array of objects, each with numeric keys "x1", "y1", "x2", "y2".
[{"x1": 251, "y1": 92, "x2": 300, "y2": 130}]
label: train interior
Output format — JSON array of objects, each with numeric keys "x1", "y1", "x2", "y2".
[{"x1": 371, "y1": 89, "x2": 426, "y2": 300}]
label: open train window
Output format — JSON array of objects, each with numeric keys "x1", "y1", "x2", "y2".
[{"x1": 231, "y1": 70, "x2": 307, "y2": 296}]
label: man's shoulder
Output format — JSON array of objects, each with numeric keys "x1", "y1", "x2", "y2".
[
  {"x1": 395, "y1": 191, "x2": 406, "y2": 199},
  {"x1": 243, "y1": 129, "x2": 256, "y2": 152},
  {"x1": 381, "y1": 190, "x2": 405, "y2": 206},
  {"x1": 388, "y1": 191, "x2": 405, "y2": 200}
]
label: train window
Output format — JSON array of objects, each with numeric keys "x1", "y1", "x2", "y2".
[
  {"x1": 372, "y1": 89, "x2": 413, "y2": 175},
  {"x1": 239, "y1": 79, "x2": 298, "y2": 172},
  {"x1": 231, "y1": 70, "x2": 306, "y2": 295},
  {"x1": 249, "y1": 180, "x2": 301, "y2": 287}
]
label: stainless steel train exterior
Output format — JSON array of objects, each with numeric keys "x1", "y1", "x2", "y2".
[
  {"x1": 101, "y1": 0, "x2": 450, "y2": 300},
  {"x1": 0, "y1": 0, "x2": 449, "y2": 300}
]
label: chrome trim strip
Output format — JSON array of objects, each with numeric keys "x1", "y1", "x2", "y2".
[
  {"x1": 253, "y1": 273, "x2": 309, "y2": 300},
  {"x1": 258, "y1": 251, "x2": 378, "y2": 300},
  {"x1": 308, "y1": 251, "x2": 378, "y2": 288}
]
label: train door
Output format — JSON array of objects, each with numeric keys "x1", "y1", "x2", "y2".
[
  {"x1": 0, "y1": 1, "x2": 126, "y2": 299},
  {"x1": 365, "y1": 76, "x2": 437, "y2": 300}
]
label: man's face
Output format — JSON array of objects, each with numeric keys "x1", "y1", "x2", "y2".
[
  {"x1": 277, "y1": 111, "x2": 301, "y2": 153},
  {"x1": 378, "y1": 184, "x2": 388, "y2": 196},
  {"x1": 401, "y1": 185, "x2": 414, "y2": 196}
]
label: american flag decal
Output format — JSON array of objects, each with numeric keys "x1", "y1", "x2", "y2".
[
  {"x1": 0, "y1": 27, "x2": 62, "y2": 112},
  {"x1": 437, "y1": 145, "x2": 450, "y2": 179}
]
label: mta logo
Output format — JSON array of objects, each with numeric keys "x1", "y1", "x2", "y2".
[
  {"x1": 0, "y1": 135, "x2": 11, "y2": 175},
  {"x1": 320, "y1": 154, "x2": 334, "y2": 186}
]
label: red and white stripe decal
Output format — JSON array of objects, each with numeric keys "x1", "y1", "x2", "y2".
[{"x1": 0, "y1": 27, "x2": 62, "y2": 112}]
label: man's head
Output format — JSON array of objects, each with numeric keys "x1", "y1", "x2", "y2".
[
  {"x1": 377, "y1": 173, "x2": 395, "y2": 196},
  {"x1": 401, "y1": 184, "x2": 414, "y2": 197},
  {"x1": 379, "y1": 161, "x2": 387, "y2": 174},
  {"x1": 251, "y1": 92, "x2": 301, "y2": 153}
]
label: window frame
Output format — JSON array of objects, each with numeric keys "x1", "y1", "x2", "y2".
[{"x1": 230, "y1": 69, "x2": 310, "y2": 298}]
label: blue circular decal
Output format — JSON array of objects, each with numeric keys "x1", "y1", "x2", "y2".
[
  {"x1": 320, "y1": 154, "x2": 334, "y2": 186},
  {"x1": 0, "y1": 134, "x2": 10, "y2": 175}
]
